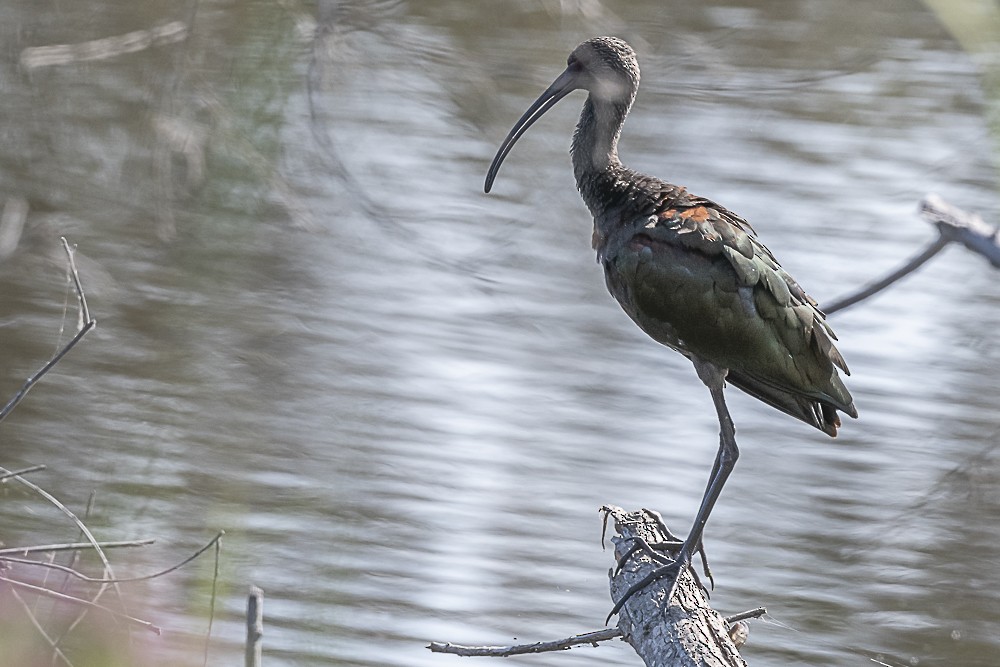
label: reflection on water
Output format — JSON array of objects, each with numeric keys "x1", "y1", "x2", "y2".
[{"x1": 0, "y1": 1, "x2": 998, "y2": 665}]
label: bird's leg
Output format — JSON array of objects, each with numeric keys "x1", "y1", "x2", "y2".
[
  {"x1": 607, "y1": 361, "x2": 738, "y2": 623},
  {"x1": 684, "y1": 359, "x2": 739, "y2": 557}
]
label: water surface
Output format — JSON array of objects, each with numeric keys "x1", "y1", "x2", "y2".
[{"x1": 1, "y1": 1, "x2": 998, "y2": 665}]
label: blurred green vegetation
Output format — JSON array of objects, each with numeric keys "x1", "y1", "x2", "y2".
[{"x1": 924, "y1": 0, "x2": 1000, "y2": 180}]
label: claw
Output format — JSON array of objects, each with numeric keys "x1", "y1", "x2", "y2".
[
  {"x1": 696, "y1": 540, "x2": 715, "y2": 591},
  {"x1": 613, "y1": 539, "x2": 644, "y2": 576}
]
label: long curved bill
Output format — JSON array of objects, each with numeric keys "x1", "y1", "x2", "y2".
[{"x1": 484, "y1": 67, "x2": 581, "y2": 193}]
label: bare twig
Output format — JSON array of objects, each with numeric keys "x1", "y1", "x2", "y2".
[
  {"x1": 9, "y1": 587, "x2": 74, "y2": 667},
  {"x1": 0, "y1": 577, "x2": 160, "y2": 635},
  {"x1": 0, "y1": 238, "x2": 96, "y2": 424},
  {"x1": 0, "y1": 540, "x2": 155, "y2": 556},
  {"x1": 60, "y1": 238, "x2": 91, "y2": 328},
  {"x1": 0, "y1": 469, "x2": 118, "y2": 577},
  {"x1": 1, "y1": 531, "x2": 225, "y2": 583},
  {"x1": 825, "y1": 194, "x2": 1000, "y2": 315},
  {"x1": 426, "y1": 609, "x2": 767, "y2": 656},
  {"x1": 824, "y1": 235, "x2": 950, "y2": 315},
  {"x1": 52, "y1": 490, "x2": 101, "y2": 662},
  {"x1": 0, "y1": 322, "x2": 95, "y2": 423},
  {"x1": 0, "y1": 465, "x2": 47, "y2": 481},
  {"x1": 428, "y1": 628, "x2": 622, "y2": 657},
  {"x1": 725, "y1": 607, "x2": 767, "y2": 625},
  {"x1": 245, "y1": 586, "x2": 263, "y2": 667},
  {"x1": 0, "y1": 467, "x2": 128, "y2": 639},
  {"x1": 204, "y1": 532, "x2": 225, "y2": 667}
]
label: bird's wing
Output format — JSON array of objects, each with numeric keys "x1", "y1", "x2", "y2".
[{"x1": 601, "y1": 191, "x2": 856, "y2": 434}]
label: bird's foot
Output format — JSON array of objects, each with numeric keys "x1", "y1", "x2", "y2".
[
  {"x1": 638, "y1": 508, "x2": 714, "y2": 588},
  {"x1": 613, "y1": 537, "x2": 713, "y2": 591},
  {"x1": 613, "y1": 536, "x2": 682, "y2": 575},
  {"x1": 606, "y1": 548, "x2": 693, "y2": 624}
]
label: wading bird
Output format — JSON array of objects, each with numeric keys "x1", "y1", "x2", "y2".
[{"x1": 484, "y1": 37, "x2": 857, "y2": 619}]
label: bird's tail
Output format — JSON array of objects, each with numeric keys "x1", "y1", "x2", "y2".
[{"x1": 726, "y1": 370, "x2": 857, "y2": 437}]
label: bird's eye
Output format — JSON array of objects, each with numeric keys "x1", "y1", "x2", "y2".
[{"x1": 567, "y1": 55, "x2": 580, "y2": 69}]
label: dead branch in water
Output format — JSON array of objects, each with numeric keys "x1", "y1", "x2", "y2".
[
  {"x1": 825, "y1": 194, "x2": 999, "y2": 315},
  {"x1": 20, "y1": 21, "x2": 188, "y2": 70},
  {"x1": 428, "y1": 506, "x2": 762, "y2": 665},
  {"x1": 604, "y1": 506, "x2": 751, "y2": 666}
]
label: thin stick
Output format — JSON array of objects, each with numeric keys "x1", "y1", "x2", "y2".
[
  {"x1": 0, "y1": 467, "x2": 128, "y2": 636},
  {"x1": 1, "y1": 531, "x2": 225, "y2": 584},
  {"x1": 0, "y1": 540, "x2": 155, "y2": 556},
  {"x1": 0, "y1": 465, "x2": 47, "y2": 481},
  {"x1": 0, "y1": 321, "x2": 95, "y2": 423},
  {"x1": 203, "y1": 532, "x2": 224, "y2": 667},
  {"x1": 60, "y1": 238, "x2": 91, "y2": 327},
  {"x1": 428, "y1": 628, "x2": 622, "y2": 656},
  {"x1": 0, "y1": 469, "x2": 120, "y2": 579},
  {"x1": 427, "y1": 608, "x2": 768, "y2": 657},
  {"x1": 52, "y1": 490, "x2": 101, "y2": 663},
  {"x1": 245, "y1": 586, "x2": 263, "y2": 667},
  {"x1": 823, "y1": 234, "x2": 950, "y2": 315},
  {"x1": 826, "y1": 194, "x2": 1000, "y2": 315},
  {"x1": 724, "y1": 607, "x2": 767, "y2": 624},
  {"x1": 0, "y1": 577, "x2": 161, "y2": 635},
  {"x1": 9, "y1": 587, "x2": 74, "y2": 667},
  {"x1": 0, "y1": 238, "x2": 96, "y2": 424},
  {"x1": 32, "y1": 551, "x2": 56, "y2": 624}
]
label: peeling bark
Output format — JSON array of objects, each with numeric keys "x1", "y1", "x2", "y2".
[{"x1": 605, "y1": 506, "x2": 748, "y2": 667}]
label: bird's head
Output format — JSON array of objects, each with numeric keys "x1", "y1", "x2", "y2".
[
  {"x1": 485, "y1": 36, "x2": 640, "y2": 193},
  {"x1": 565, "y1": 36, "x2": 640, "y2": 105}
]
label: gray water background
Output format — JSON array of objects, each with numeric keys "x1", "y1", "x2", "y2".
[{"x1": 1, "y1": 1, "x2": 999, "y2": 665}]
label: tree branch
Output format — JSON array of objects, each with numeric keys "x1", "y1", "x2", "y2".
[
  {"x1": 920, "y1": 193, "x2": 1000, "y2": 266},
  {"x1": 0, "y1": 540, "x2": 155, "y2": 556},
  {"x1": 0, "y1": 237, "x2": 97, "y2": 423},
  {"x1": 824, "y1": 194, "x2": 999, "y2": 315},
  {"x1": 428, "y1": 628, "x2": 622, "y2": 657},
  {"x1": 0, "y1": 531, "x2": 224, "y2": 583},
  {"x1": 604, "y1": 505, "x2": 749, "y2": 667}
]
